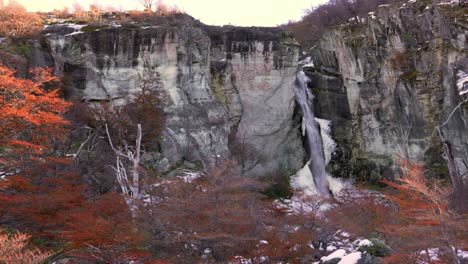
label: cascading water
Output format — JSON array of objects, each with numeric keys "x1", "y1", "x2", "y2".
[{"x1": 293, "y1": 71, "x2": 330, "y2": 197}]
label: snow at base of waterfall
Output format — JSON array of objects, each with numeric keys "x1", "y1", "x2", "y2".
[{"x1": 290, "y1": 162, "x2": 347, "y2": 197}]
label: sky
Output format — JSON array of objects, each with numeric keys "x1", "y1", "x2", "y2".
[{"x1": 11, "y1": 0, "x2": 328, "y2": 26}]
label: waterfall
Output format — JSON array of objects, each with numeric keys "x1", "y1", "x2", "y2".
[{"x1": 293, "y1": 71, "x2": 330, "y2": 197}]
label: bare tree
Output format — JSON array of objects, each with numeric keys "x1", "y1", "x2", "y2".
[
  {"x1": 139, "y1": 160, "x2": 271, "y2": 262},
  {"x1": 435, "y1": 97, "x2": 468, "y2": 211},
  {"x1": 139, "y1": 0, "x2": 154, "y2": 12},
  {"x1": 0, "y1": 1, "x2": 41, "y2": 38},
  {"x1": 106, "y1": 123, "x2": 142, "y2": 199}
]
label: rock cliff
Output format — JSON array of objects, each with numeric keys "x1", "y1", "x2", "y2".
[
  {"x1": 39, "y1": 15, "x2": 305, "y2": 175},
  {"x1": 307, "y1": 1, "x2": 467, "y2": 181}
]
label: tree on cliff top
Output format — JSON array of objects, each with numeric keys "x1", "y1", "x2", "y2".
[
  {"x1": 285, "y1": 0, "x2": 391, "y2": 46},
  {"x1": 139, "y1": 0, "x2": 155, "y2": 12},
  {"x1": 0, "y1": 1, "x2": 42, "y2": 38}
]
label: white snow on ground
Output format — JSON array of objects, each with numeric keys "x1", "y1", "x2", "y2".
[
  {"x1": 228, "y1": 256, "x2": 252, "y2": 264},
  {"x1": 356, "y1": 239, "x2": 373, "y2": 247},
  {"x1": 177, "y1": 170, "x2": 202, "y2": 183},
  {"x1": 321, "y1": 249, "x2": 347, "y2": 262},
  {"x1": 291, "y1": 163, "x2": 346, "y2": 196},
  {"x1": 141, "y1": 170, "x2": 203, "y2": 205},
  {"x1": 417, "y1": 248, "x2": 441, "y2": 264},
  {"x1": 457, "y1": 70, "x2": 468, "y2": 96},
  {"x1": 458, "y1": 249, "x2": 468, "y2": 260},
  {"x1": 437, "y1": 0, "x2": 458, "y2": 6},
  {"x1": 338, "y1": 252, "x2": 362, "y2": 264},
  {"x1": 66, "y1": 24, "x2": 86, "y2": 31}
]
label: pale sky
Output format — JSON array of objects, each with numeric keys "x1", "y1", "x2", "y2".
[{"x1": 12, "y1": 0, "x2": 328, "y2": 26}]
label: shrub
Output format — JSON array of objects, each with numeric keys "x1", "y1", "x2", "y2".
[{"x1": 0, "y1": 2, "x2": 42, "y2": 39}]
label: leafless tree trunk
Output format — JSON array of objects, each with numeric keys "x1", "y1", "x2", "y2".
[
  {"x1": 436, "y1": 97, "x2": 468, "y2": 192},
  {"x1": 105, "y1": 123, "x2": 142, "y2": 199}
]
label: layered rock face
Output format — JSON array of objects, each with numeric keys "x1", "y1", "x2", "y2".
[
  {"x1": 42, "y1": 16, "x2": 304, "y2": 175},
  {"x1": 207, "y1": 27, "x2": 304, "y2": 175},
  {"x1": 308, "y1": 1, "x2": 467, "y2": 181}
]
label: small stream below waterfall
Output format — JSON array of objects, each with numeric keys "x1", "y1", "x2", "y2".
[{"x1": 291, "y1": 70, "x2": 343, "y2": 197}]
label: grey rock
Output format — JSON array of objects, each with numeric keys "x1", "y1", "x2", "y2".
[
  {"x1": 156, "y1": 158, "x2": 171, "y2": 173},
  {"x1": 308, "y1": 2, "x2": 468, "y2": 181},
  {"x1": 42, "y1": 17, "x2": 304, "y2": 176},
  {"x1": 322, "y1": 258, "x2": 341, "y2": 264}
]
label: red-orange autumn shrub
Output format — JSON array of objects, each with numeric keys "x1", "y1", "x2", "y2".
[
  {"x1": 0, "y1": 228, "x2": 54, "y2": 264},
  {"x1": 381, "y1": 159, "x2": 466, "y2": 264},
  {"x1": 0, "y1": 65, "x2": 70, "y2": 164}
]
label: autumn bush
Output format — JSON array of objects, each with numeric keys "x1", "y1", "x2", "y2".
[
  {"x1": 0, "y1": 228, "x2": 54, "y2": 264},
  {"x1": 380, "y1": 159, "x2": 467, "y2": 264},
  {"x1": 0, "y1": 64, "x2": 152, "y2": 263},
  {"x1": 0, "y1": 1, "x2": 42, "y2": 38},
  {"x1": 138, "y1": 161, "x2": 273, "y2": 262}
]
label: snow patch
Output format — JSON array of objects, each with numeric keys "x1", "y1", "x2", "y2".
[
  {"x1": 437, "y1": 0, "x2": 458, "y2": 6},
  {"x1": 417, "y1": 248, "x2": 441, "y2": 263},
  {"x1": 321, "y1": 249, "x2": 347, "y2": 262},
  {"x1": 458, "y1": 249, "x2": 468, "y2": 260},
  {"x1": 177, "y1": 170, "x2": 202, "y2": 183},
  {"x1": 65, "y1": 31, "x2": 83, "y2": 37},
  {"x1": 338, "y1": 252, "x2": 362, "y2": 264},
  {"x1": 291, "y1": 164, "x2": 345, "y2": 197},
  {"x1": 356, "y1": 239, "x2": 373, "y2": 247},
  {"x1": 229, "y1": 256, "x2": 252, "y2": 264}
]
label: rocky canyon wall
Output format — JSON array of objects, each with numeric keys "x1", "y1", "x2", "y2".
[
  {"x1": 38, "y1": 15, "x2": 305, "y2": 176},
  {"x1": 308, "y1": 1, "x2": 467, "y2": 181}
]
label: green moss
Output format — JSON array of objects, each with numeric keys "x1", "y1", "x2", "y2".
[
  {"x1": 81, "y1": 24, "x2": 106, "y2": 32},
  {"x1": 210, "y1": 71, "x2": 228, "y2": 106},
  {"x1": 442, "y1": 4, "x2": 468, "y2": 24},
  {"x1": 401, "y1": 69, "x2": 419, "y2": 85},
  {"x1": 10, "y1": 41, "x2": 30, "y2": 57},
  {"x1": 311, "y1": 87, "x2": 321, "y2": 94}
]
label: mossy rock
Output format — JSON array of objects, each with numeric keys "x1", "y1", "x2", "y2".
[
  {"x1": 401, "y1": 69, "x2": 419, "y2": 84},
  {"x1": 9, "y1": 41, "x2": 30, "y2": 57},
  {"x1": 359, "y1": 238, "x2": 391, "y2": 257},
  {"x1": 81, "y1": 24, "x2": 107, "y2": 32}
]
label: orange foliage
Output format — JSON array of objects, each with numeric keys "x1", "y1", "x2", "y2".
[
  {"x1": 326, "y1": 187, "x2": 393, "y2": 238},
  {"x1": 380, "y1": 159, "x2": 465, "y2": 264},
  {"x1": 0, "y1": 65, "x2": 70, "y2": 153},
  {"x1": 0, "y1": 228, "x2": 54, "y2": 264},
  {"x1": 0, "y1": 161, "x2": 148, "y2": 262},
  {"x1": 0, "y1": 1, "x2": 42, "y2": 38}
]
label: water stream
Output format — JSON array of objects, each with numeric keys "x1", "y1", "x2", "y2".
[{"x1": 294, "y1": 71, "x2": 331, "y2": 197}]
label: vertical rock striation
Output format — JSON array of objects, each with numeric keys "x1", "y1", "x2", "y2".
[
  {"x1": 42, "y1": 17, "x2": 305, "y2": 175},
  {"x1": 308, "y1": 1, "x2": 467, "y2": 181}
]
